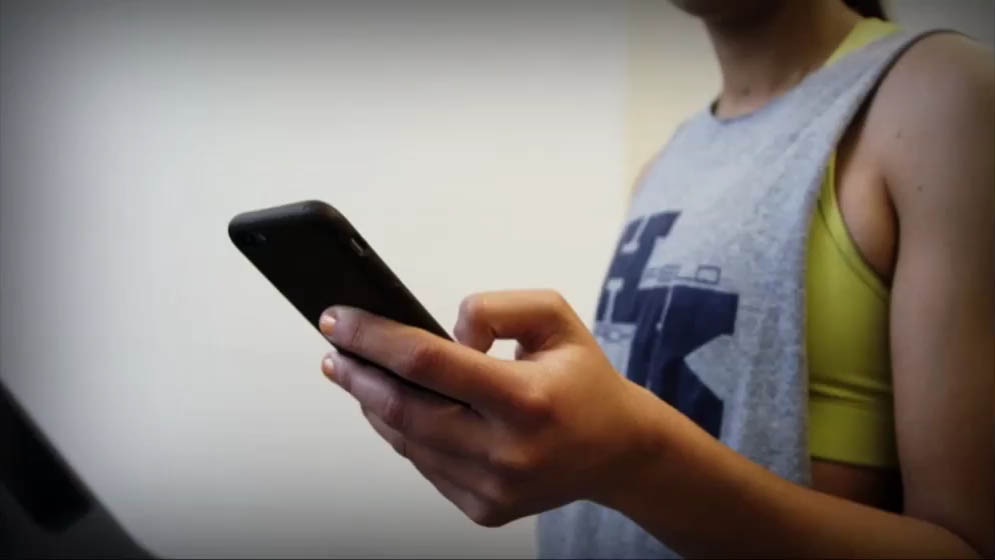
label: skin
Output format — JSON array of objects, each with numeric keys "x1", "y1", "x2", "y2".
[{"x1": 318, "y1": 0, "x2": 993, "y2": 556}]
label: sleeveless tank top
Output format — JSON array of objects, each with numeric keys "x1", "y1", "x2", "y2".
[{"x1": 537, "y1": 24, "x2": 938, "y2": 559}]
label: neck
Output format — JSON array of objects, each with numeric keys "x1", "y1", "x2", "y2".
[{"x1": 706, "y1": 0, "x2": 861, "y2": 119}]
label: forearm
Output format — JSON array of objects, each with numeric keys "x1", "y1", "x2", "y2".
[{"x1": 598, "y1": 386, "x2": 981, "y2": 558}]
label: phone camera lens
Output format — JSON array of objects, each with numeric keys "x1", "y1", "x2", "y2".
[
  {"x1": 241, "y1": 232, "x2": 267, "y2": 246},
  {"x1": 349, "y1": 237, "x2": 366, "y2": 257}
]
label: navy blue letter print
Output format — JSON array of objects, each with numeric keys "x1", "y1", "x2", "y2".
[{"x1": 595, "y1": 212, "x2": 738, "y2": 438}]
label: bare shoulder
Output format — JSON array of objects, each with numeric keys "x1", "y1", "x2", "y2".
[
  {"x1": 888, "y1": 32, "x2": 993, "y2": 83},
  {"x1": 861, "y1": 32, "x2": 994, "y2": 206},
  {"x1": 872, "y1": 32, "x2": 993, "y2": 127}
]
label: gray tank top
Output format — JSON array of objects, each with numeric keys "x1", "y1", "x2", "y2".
[{"x1": 537, "y1": 28, "x2": 936, "y2": 559}]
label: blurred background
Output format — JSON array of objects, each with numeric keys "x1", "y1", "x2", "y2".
[{"x1": 1, "y1": 1, "x2": 992, "y2": 557}]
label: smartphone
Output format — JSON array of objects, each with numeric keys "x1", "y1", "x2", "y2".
[{"x1": 228, "y1": 200, "x2": 451, "y2": 343}]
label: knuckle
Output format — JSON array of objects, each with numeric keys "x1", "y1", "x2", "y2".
[
  {"x1": 467, "y1": 502, "x2": 508, "y2": 528},
  {"x1": 380, "y1": 391, "x2": 409, "y2": 432},
  {"x1": 517, "y1": 382, "x2": 554, "y2": 422},
  {"x1": 402, "y1": 340, "x2": 441, "y2": 378},
  {"x1": 478, "y1": 475, "x2": 517, "y2": 510},
  {"x1": 488, "y1": 444, "x2": 537, "y2": 477},
  {"x1": 543, "y1": 290, "x2": 569, "y2": 311},
  {"x1": 340, "y1": 312, "x2": 365, "y2": 350}
]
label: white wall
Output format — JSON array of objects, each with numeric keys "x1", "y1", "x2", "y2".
[
  {"x1": 1, "y1": 2, "x2": 627, "y2": 557},
  {"x1": 889, "y1": 0, "x2": 995, "y2": 45}
]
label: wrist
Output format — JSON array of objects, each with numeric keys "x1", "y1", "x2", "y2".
[{"x1": 590, "y1": 382, "x2": 686, "y2": 512}]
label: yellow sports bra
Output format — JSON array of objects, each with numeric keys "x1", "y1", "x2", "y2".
[{"x1": 806, "y1": 18, "x2": 900, "y2": 468}]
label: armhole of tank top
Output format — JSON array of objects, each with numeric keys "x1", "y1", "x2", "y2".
[
  {"x1": 822, "y1": 28, "x2": 964, "y2": 301},
  {"x1": 819, "y1": 149, "x2": 890, "y2": 299},
  {"x1": 815, "y1": 19, "x2": 909, "y2": 300}
]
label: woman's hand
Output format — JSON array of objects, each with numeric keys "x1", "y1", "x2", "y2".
[{"x1": 318, "y1": 290, "x2": 660, "y2": 527}]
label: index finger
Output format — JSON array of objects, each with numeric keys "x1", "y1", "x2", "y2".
[{"x1": 320, "y1": 306, "x2": 532, "y2": 412}]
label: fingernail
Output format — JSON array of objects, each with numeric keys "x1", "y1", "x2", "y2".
[
  {"x1": 319, "y1": 313, "x2": 336, "y2": 336},
  {"x1": 321, "y1": 353, "x2": 336, "y2": 381}
]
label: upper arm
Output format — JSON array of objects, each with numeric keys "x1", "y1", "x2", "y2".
[{"x1": 871, "y1": 33, "x2": 993, "y2": 556}]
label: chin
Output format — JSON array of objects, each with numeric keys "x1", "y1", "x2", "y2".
[{"x1": 670, "y1": 0, "x2": 785, "y2": 24}]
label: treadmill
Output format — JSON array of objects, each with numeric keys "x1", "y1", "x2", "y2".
[{"x1": 1, "y1": 381, "x2": 151, "y2": 558}]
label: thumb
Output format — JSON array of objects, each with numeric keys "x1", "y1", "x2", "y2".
[{"x1": 453, "y1": 290, "x2": 588, "y2": 356}]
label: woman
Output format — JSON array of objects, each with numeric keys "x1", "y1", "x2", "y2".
[{"x1": 317, "y1": 0, "x2": 992, "y2": 556}]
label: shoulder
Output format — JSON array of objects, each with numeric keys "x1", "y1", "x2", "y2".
[
  {"x1": 872, "y1": 32, "x2": 993, "y2": 127},
  {"x1": 886, "y1": 32, "x2": 993, "y2": 84},
  {"x1": 862, "y1": 33, "x2": 994, "y2": 205}
]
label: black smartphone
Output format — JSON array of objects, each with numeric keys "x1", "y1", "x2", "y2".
[{"x1": 228, "y1": 200, "x2": 451, "y2": 343}]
